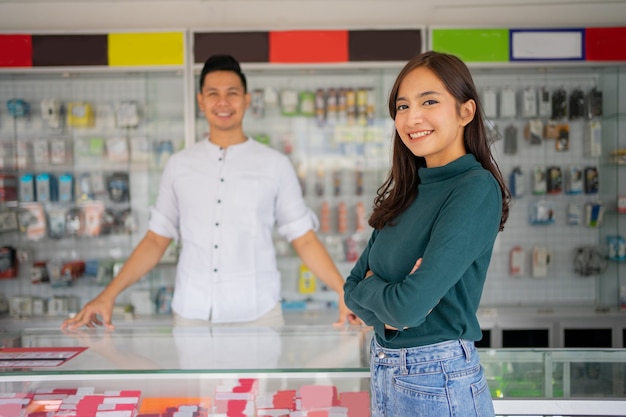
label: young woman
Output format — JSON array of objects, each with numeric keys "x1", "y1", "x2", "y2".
[{"x1": 344, "y1": 51, "x2": 510, "y2": 416}]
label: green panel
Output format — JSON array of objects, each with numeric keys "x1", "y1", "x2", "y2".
[{"x1": 431, "y1": 29, "x2": 509, "y2": 62}]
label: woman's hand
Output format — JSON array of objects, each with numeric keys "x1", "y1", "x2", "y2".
[
  {"x1": 410, "y1": 258, "x2": 422, "y2": 274},
  {"x1": 384, "y1": 257, "x2": 423, "y2": 331}
]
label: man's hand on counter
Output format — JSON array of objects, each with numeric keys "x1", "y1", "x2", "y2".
[{"x1": 61, "y1": 294, "x2": 116, "y2": 331}]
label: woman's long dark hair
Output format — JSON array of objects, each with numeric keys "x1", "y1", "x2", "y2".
[{"x1": 369, "y1": 51, "x2": 510, "y2": 231}]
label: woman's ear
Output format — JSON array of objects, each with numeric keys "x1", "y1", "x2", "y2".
[{"x1": 460, "y1": 99, "x2": 476, "y2": 126}]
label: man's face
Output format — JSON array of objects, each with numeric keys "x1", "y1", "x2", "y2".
[{"x1": 196, "y1": 70, "x2": 250, "y2": 133}]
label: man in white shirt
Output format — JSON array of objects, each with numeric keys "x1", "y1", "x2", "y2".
[{"x1": 62, "y1": 54, "x2": 359, "y2": 329}]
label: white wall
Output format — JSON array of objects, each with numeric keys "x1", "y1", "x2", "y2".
[{"x1": 1, "y1": 0, "x2": 626, "y2": 32}]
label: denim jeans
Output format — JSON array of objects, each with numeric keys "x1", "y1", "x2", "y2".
[{"x1": 370, "y1": 338, "x2": 495, "y2": 417}]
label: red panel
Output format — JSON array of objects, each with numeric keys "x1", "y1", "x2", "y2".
[
  {"x1": 0, "y1": 35, "x2": 32, "y2": 67},
  {"x1": 269, "y1": 30, "x2": 348, "y2": 63},
  {"x1": 586, "y1": 27, "x2": 626, "y2": 61}
]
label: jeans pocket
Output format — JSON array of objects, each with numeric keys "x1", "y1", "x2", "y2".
[
  {"x1": 393, "y1": 372, "x2": 448, "y2": 400},
  {"x1": 471, "y1": 369, "x2": 496, "y2": 417}
]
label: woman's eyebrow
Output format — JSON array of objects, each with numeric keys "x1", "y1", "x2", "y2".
[{"x1": 396, "y1": 90, "x2": 441, "y2": 102}]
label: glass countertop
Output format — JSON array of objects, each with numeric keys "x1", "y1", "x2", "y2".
[
  {"x1": 1, "y1": 325, "x2": 373, "y2": 376},
  {"x1": 1, "y1": 325, "x2": 625, "y2": 399}
]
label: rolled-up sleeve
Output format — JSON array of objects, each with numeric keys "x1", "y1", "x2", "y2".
[
  {"x1": 148, "y1": 207, "x2": 179, "y2": 240},
  {"x1": 277, "y1": 207, "x2": 319, "y2": 242},
  {"x1": 274, "y1": 157, "x2": 318, "y2": 242},
  {"x1": 148, "y1": 155, "x2": 180, "y2": 240}
]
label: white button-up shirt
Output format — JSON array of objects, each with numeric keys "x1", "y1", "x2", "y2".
[{"x1": 148, "y1": 138, "x2": 317, "y2": 323}]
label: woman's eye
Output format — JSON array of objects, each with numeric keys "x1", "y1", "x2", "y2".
[
  {"x1": 423, "y1": 99, "x2": 438, "y2": 106},
  {"x1": 397, "y1": 104, "x2": 409, "y2": 111}
]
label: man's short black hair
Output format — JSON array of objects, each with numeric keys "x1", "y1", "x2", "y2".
[{"x1": 199, "y1": 54, "x2": 247, "y2": 93}]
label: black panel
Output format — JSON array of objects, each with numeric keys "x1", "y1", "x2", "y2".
[
  {"x1": 194, "y1": 32, "x2": 269, "y2": 64},
  {"x1": 32, "y1": 35, "x2": 108, "y2": 66},
  {"x1": 349, "y1": 30, "x2": 422, "y2": 61},
  {"x1": 502, "y1": 329, "x2": 550, "y2": 348},
  {"x1": 564, "y1": 328, "x2": 612, "y2": 348}
]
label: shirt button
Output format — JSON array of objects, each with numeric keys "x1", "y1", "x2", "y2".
[
  {"x1": 220, "y1": 178, "x2": 225, "y2": 182},
  {"x1": 215, "y1": 222, "x2": 219, "y2": 226},
  {"x1": 377, "y1": 351, "x2": 386, "y2": 359},
  {"x1": 213, "y1": 268, "x2": 218, "y2": 272},
  {"x1": 214, "y1": 245, "x2": 218, "y2": 249},
  {"x1": 218, "y1": 157, "x2": 222, "y2": 161},
  {"x1": 217, "y1": 199, "x2": 221, "y2": 204}
]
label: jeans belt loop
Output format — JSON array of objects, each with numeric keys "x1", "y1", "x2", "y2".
[
  {"x1": 401, "y1": 348, "x2": 408, "y2": 374},
  {"x1": 460, "y1": 339, "x2": 472, "y2": 363}
]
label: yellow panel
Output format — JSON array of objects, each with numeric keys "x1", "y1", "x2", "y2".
[{"x1": 108, "y1": 32, "x2": 184, "y2": 66}]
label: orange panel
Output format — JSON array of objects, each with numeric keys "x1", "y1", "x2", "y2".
[{"x1": 269, "y1": 30, "x2": 348, "y2": 63}]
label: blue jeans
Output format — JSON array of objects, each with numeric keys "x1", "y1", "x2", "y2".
[{"x1": 370, "y1": 338, "x2": 495, "y2": 417}]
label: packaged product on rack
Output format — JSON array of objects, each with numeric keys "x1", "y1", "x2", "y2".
[{"x1": 18, "y1": 202, "x2": 46, "y2": 240}]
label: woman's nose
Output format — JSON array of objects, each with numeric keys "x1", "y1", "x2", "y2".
[{"x1": 408, "y1": 108, "x2": 423, "y2": 124}]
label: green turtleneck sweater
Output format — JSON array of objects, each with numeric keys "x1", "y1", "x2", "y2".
[{"x1": 344, "y1": 154, "x2": 502, "y2": 349}]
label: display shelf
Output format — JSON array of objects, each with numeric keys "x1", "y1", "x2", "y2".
[
  {"x1": 1, "y1": 325, "x2": 626, "y2": 416},
  {"x1": 2, "y1": 35, "x2": 626, "y2": 321},
  {"x1": 0, "y1": 67, "x2": 185, "y2": 316}
]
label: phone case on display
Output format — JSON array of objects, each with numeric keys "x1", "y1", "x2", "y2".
[
  {"x1": 509, "y1": 167, "x2": 524, "y2": 198},
  {"x1": 116, "y1": 101, "x2": 140, "y2": 128},
  {"x1": 47, "y1": 207, "x2": 66, "y2": 239},
  {"x1": 19, "y1": 202, "x2": 46, "y2": 240},
  {"x1": 556, "y1": 124, "x2": 570, "y2": 151},
  {"x1": 584, "y1": 166, "x2": 599, "y2": 194},
  {"x1": 567, "y1": 202, "x2": 582, "y2": 225},
  {"x1": 565, "y1": 166, "x2": 583, "y2": 194},
  {"x1": 532, "y1": 167, "x2": 547, "y2": 195},
  {"x1": 520, "y1": 88, "x2": 537, "y2": 118},
  {"x1": 587, "y1": 88, "x2": 603, "y2": 119},
  {"x1": 107, "y1": 172, "x2": 130, "y2": 202},
  {"x1": 19, "y1": 173, "x2": 36, "y2": 202},
  {"x1": 538, "y1": 88, "x2": 552, "y2": 117},
  {"x1": 504, "y1": 124, "x2": 518, "y2": 153},
  {"x1": 546, "y1": 167, "x2": 562, "y2": 194},
  {"x1": 0, "y1": 246, "x2": 18, "y2": 279},
  {"x1": 568, "y1": 88, "x2": 585, "y2": 119},
  {"x1": 499, "y1": 88, "x2": 517, "y2": 118},
  {"x1": 0, "y1": 208, "x2": 19, "y2": 233},
  {"x1": 35, "y1": 172, "x2": 58, "y2": 202},
  {"x1": 67, "y1": 102, "x2": 95, "y2": 127},
  {"x1": 509, "y1": 246, "x2": 524, "y2": 276},
  {"x1": 584, "y1": 120, "x2": 602, "y2": 157},
  {"x1": 532, "y1": 246, "x2": 550, "y2": 278},
  {"x1": 41, "y1": 98, "x2": 63, "y2": 129},
  {"x1": 481, "y1": 88, "x2": 497, "y2": 118},
  {"x1": 81, "y1": 201, "x2": 105, "y2": 237},
  {"x1": 551, "y1": 88, "x2": 567, "y2": 119},
  {"x1": 523, "y1": 120, "x2": 541, "y2": 145},
  {"x1": 585, "y1": 202, "x2": 604, "y2": 227}
]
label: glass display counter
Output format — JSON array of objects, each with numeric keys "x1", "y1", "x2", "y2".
[{"x1": 1, "y1": 326, "x2": 625, "y2": 416}]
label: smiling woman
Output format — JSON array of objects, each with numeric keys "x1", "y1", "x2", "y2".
[{"x1": 343, "y1": 51, "x2": 511, "y2": 417}]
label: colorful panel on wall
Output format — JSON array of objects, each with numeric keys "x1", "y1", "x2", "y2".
[
  {"x1": 193, "y1": 32, "x2": 269, "y2": 63},
  {"x1": 269, "y1": 30, "x2": 349, "y2": 63},
  {"x1": 192, "y1": 29, "x2": 423, "y2": 64},
  {"x1": 431, "y1": 28, "x2": 509, "y2": 62},
  {"x1": 348, "y1": 30, "x2": 422, "y2": 61},
  {"x1": 586, "y1": 27, "x2": 626, "y2": 61},
  {"x1": 108, "y1": 32, "x2": 184, "y2": 66},
  {"x1": 32, "y1": 35, "x2": 108, "y2": 66},
  {"x1": 0, "y1": 34, "x2": 32, "y2": 67},
  {"x1": 510, "y1": 29, "x2": 585, "y2": 61},
  {"x1": 0, "y1": 32, "x2": 184, "y2": 68}
]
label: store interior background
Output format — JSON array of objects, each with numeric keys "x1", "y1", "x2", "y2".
[{"x1": 1, "y1": 0, "x2": 626, "y2": 349}]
